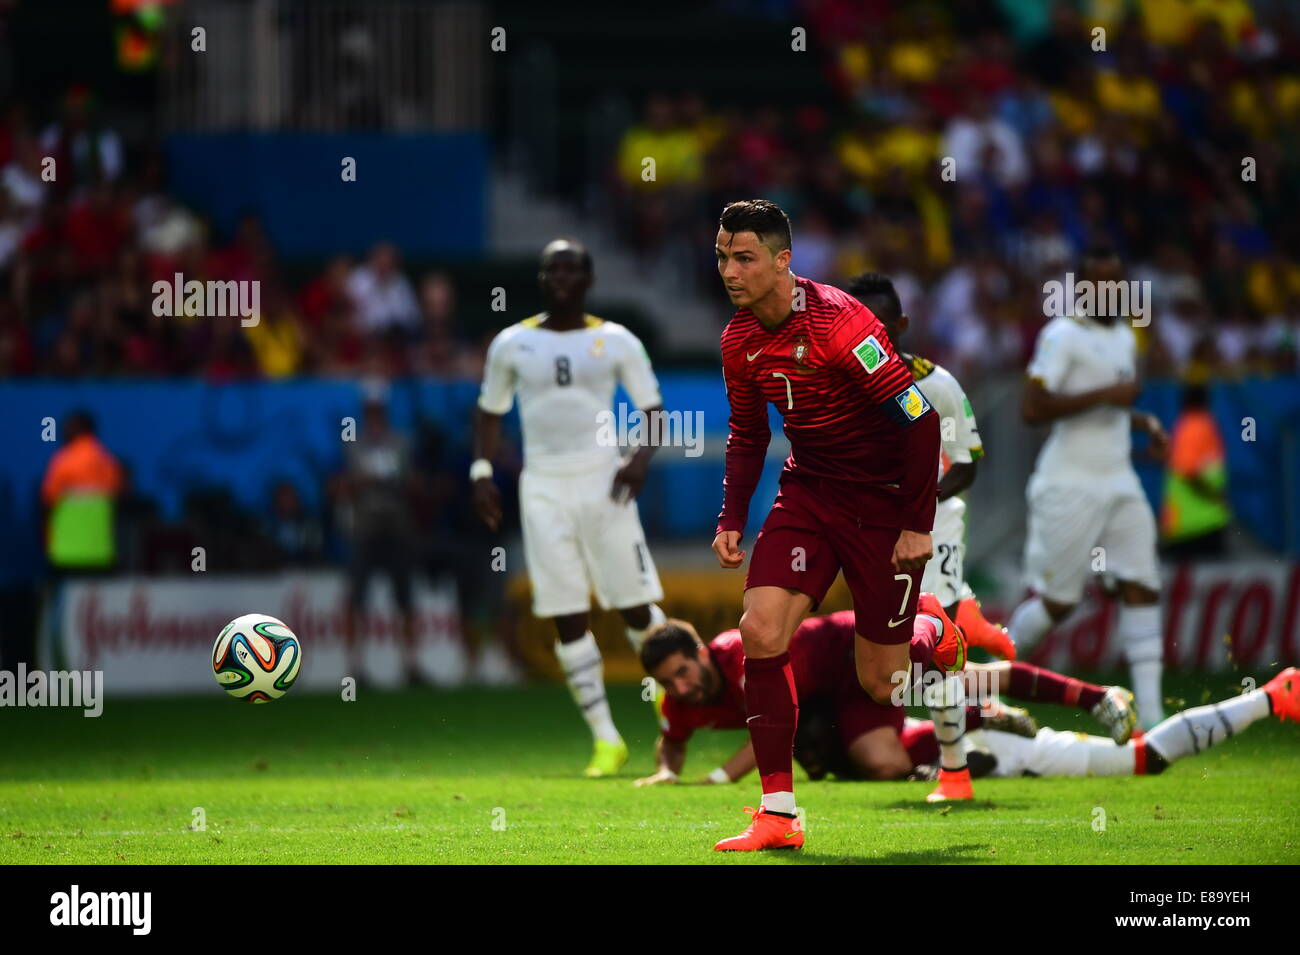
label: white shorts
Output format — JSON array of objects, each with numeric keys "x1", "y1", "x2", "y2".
[
  {"x1": 519, "y1": 461, "x2": 664, "y2": 618},
  {"x1": 923, "y1": 497, "x2": 967, "y2": 608},
  {"x1": 1023, "y1": 476, "x2": 1160, "y2": 604},
  {"x1": 977, "y1": 728, "x2": 1136, "y2": 778}
]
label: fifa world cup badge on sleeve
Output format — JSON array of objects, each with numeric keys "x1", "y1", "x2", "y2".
[
  {"x1": 896, "y1": 385, "x2": 931, "y2": 421},
  {"x1": 853, "y1": 335, "x2": 887, "y2": 373}
]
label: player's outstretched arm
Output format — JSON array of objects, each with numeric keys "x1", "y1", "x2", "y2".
[
  {"x1": 612, "y1": 330, "x2": 665, "y2": 503},
  {"x1": 1130, "y1": 408, "x2": 1169, "y2": 459},
  {"x1": 471, "y1": 407, "x2": 504, "y2": 531},
  {"x1": 635, "y1": 734, "x2": 687, "y2": 787},
  {"x1": 714, "y1": 351, "x2": 770, "y2": 553},
  {"x1": 611, "y1": 403, "x2": 662, "y2": 503},
  {"x1": 887, "y1": 404, "x2": 940, "y2": 570},
  {"x1": 937, "y1": 460, "x2": 977, "y2": 502},
  {"x1": 1021, "y1": 377, "x2": 1138, "y2": 425},
  {"x1": 706, "y1": 740, "x2": 755, "y2": 784},
  {"x1": 712, "y1": 530, "x2": 744, "y2": 569}
]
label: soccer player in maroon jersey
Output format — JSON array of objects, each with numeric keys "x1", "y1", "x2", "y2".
[
  {"x1": 635, "y1": 597, "x2": 966, "y2": 789},
  {"x1": 710, "y1": 199, "x2": 940, "y2": 850}
]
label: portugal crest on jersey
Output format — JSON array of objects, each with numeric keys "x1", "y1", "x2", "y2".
[{"x1": 792, "y1": 335, "x2": 810, "y2": 365}]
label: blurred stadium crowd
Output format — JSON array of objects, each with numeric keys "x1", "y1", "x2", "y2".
[
  {"x1": 0, "y1": 91, "x2": 490, "y2": 382},
  {"x1": 610, "y1": 0, "x2": 1300, "y2": 382},
  {"x1": 3, "y1": 0, "x2": 1298, "y2": 589},
  {"x1": 2, "y1": 3, "x2": 1298, "y2": 387}
]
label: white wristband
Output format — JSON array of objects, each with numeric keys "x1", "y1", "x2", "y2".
[
  {"x1": 707, "y1": 767, "x2": 730, "y2": 785},
  {"x1": 469, "y1": 459, "x2": 493, "y2": 481}
]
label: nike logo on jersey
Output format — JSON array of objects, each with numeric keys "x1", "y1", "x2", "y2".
[
  {"x1": 886, "y1": 617, "x2": 909, "y2": 628},
  {"x1": 746, "y1": 349, "x2": 764, "y2": 361}
]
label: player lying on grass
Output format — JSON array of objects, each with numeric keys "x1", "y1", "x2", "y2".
[
  {"x1": 915, "y1": 656, "x2": 1142, "y2": 800},
  {"x1": 635, "y1": 596, "x2": 1003, "y2": 787},
  {"x1": 815, "y1": 667, "x2": 1299, "y2": 782},
  {"x1": 635, "y1": 601, "x2": 1148, "y2": 788}
]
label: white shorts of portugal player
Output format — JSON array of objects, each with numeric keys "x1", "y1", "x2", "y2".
[
  {"x1": 921, "y1": 497, "x2": 973, "y2": 608},
  {"x1": 520, "y1": 458, "x2": 664, "y2": 618},
  {"x1": 1023, "y1": 473, "x2": 1161, "y2": 604}
]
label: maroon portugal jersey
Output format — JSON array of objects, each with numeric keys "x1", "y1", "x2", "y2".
[
  {"x1": 659, "y1": 610, "x2": 859, "y2": 743},
  {"x1": 717, "y1": 276, "x2": 939, "y2": 535}
]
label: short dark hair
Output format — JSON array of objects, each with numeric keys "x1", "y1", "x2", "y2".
[
  {"x1": 719, "y1": 199, "x2": 792, "y2": 254},
  {"x1": 540, "y1": 238, "x2": 593, "y2": 274},
  {"x1": 639, "y1": 618, "x2": 704, "y2": 674},
  {"x1": 845, "y1": 272, "x2": 902, "y2": 320}
]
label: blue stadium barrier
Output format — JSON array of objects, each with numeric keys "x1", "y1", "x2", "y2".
[{"x1": 1, "y1": 376, "x2": 1296, "y2": 585}]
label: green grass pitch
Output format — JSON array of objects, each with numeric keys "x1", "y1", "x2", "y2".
[{"x1": 2, "y1": 672, "x2": 1297, "y2": 864}]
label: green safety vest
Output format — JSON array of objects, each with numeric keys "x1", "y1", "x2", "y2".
[
  {"x1": 1162, "y1": 462, "x2": 1230, "y2": 542},
  {"x1": 48, "y1": 492, "x2": 115, "y2": 567}
]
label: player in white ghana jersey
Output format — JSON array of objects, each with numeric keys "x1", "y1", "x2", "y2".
[
  {"x1": 1010, "y1": 244, "x2": 1170, "y2": 728},
  {"x1": 846, "y1": 273, "x2": 1015, "y2": 663},
  {"x1": 471, "y1": 239, "x2": 667, "y2": 778},
  {"x1": 955, "y1": 665, "x2": 1298, "y2": 779}
]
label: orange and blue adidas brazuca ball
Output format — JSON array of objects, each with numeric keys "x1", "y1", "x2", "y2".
[{"x1": 211, "y1": 613, "x2": 303, "y2": 702}]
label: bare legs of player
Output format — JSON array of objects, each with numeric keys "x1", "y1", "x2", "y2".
[
  {"x1": 853, "y1": 635, "x2": 910, "y2": 706},
  {"x1": 846, "y1": 726, "x2": 913, "y2": 780}
]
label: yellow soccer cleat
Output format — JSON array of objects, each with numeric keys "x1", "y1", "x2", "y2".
[
  {"x1": 584, "y1": 737, "x2": 628, "y2": 778},
  {"x1": 653, "y1": 683, "x2": 667, "y2": 723}
]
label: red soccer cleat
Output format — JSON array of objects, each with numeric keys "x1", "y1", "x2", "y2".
[
  {"x1": 713, "y1": 806, "x2": 804, "y2": 851},
  {"x1": 918, "y1": 592, "x2": 966, "y2": 672},
  {"x1": 926, "y1": 767, "x2": 974, "y2": 802},
  {"x1": 956, "y1": 597, "x2": 1016, "y2": 661},
  {"x1": 1263, "y1": 667, "x2": 1300, "y2": 724}
]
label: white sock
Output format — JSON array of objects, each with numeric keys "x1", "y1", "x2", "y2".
[
  {"x1": 624, "y1": 603, "x2": 667, "y2": 652},
  {"x1": 1145, "y1": 690, "x2": 1271, "y2": 766},
  {"x1": 760, "y1": 791, "x2": 796, "y2": 815},
  {"x1": 925, "y1": 674, "x2": 968, "y2": 771},
  {"x1": 1007, "y1": 596, "x2": 1053, "y2": 654},
  {"x1": 1085, "y1": 737, "x2": 1143, "y2": 776},
  {"x1": 1119, "y1": 603, "x2": 1164, "y2": 726},
  {"x1": 555, "y1": 633, "x2": 620, "y2": 744}
]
